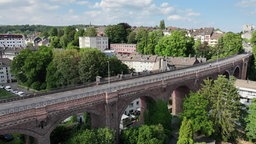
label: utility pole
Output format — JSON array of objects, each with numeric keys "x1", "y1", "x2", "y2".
[{"x1": 107, "y1": 61, "x2": 110, "y2": 91}]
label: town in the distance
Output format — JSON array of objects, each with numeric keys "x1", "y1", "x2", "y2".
[{"x1": 0, "y1": 22, "x2": 256, "y2": 144}]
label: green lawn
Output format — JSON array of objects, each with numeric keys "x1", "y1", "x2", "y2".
[{"x1": 0, "y1": 89, "x2": 17, "y2": 100}]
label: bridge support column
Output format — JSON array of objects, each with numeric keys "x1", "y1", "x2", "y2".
[
  {"x1": 241, "y1": 59, "x2": 248, "y2": 80},
  {"x1": 36, "y1": 136, "x2": 51, "y2": 144},
  {"x1": 25, "y1": 135, "x2": 30, "y2": 144},
  {"x1": 172, "y1": 90, "x2": 188, "y2": 115},
  {"x1": 105, "y1": 92, "x2": 119, "y2": 130}
]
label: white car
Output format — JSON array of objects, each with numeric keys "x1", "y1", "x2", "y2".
[{"x1": 17, "y1": 91, "x2": 24, "y2": 97}]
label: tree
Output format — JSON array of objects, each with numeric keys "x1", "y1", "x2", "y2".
[
  {"x1": 84, "y1": 27, "x2": 97, "y2": 37},
  {"x1": 182, "y1": 92, "x2": 214, "y2": 136},
  {"x1": 177, "y1": 117, "x2": 194, "y2": 144},
  {"x1": 144, "y1": 30, "x2": 163, "y2": 55},
  {"x1": 219, "y1": 32, "x2": 243, "y2": 57},
  {"x1": 96, "y1": 128, "x2": 115, "y2": 144},
  {"x1": 11, "y1": 49, "x2": 32, "y2": 83},
  {"x1": 137, "y1": 124, "x2": 167, "y2": 144},
  {"x1": 155, "y1": 30, "x2": 194, "y2": 57},
  {"x1": 250, "y1": 30, "x2": 256, "y2": 46},
  {"x1": 127, "y1": 31, "x2": 137, "y2": 44},
  {"x1": 108, "y1": 56, "x2": 129, "y2": 75},
  {"x1": 79, "y1": 49, "x2": 108, "y2": 83},
  {"x1": 245, "y1": 99, "x2": 256, "y2": 141},
  {"x1": 199, "y1": 76, "x2": 241, "y2": 141},
  {"x1": 159, "y1": 20, "x2": 165, "y2": 30},
  {"x1": 68, "y1": 129, "x2": 97, "y2": 144},
  {"x1": 12, "y1": 46, "x2": 53, "y2": 90},
  {"x1": 135, "y1": 28, "x2": 148, "y2": 54},
  {"x1": 49, "y1": 27, "x2": 58, "y2": 37},
  {"x1": 46, "y1": 49, "x2": 80, "y2": 88},
  {"x1": 50, "y1": 36, "x2": 61, "y2": 48},
  {"x1": 144, "y1": 100, "x2": 172, "y2": 131},
  {"x1": 120, "y1": 127, "x2": 139, "y2": 144},
  {"x1": 68, "y1": 128, "x2": 115, "y2": 144},
  {"x1": 247, "y1": 31, "x2": 256, "y2": 80},
  {"x1": 105, "y1": 24, "x2": 127, "y2": 43},
  {"x1": 73, "y1": 29, "x2": 85, "y2": 46}
]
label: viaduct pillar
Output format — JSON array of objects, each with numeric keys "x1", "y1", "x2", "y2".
[{"x1": 241, "y1": 58, "x2": 249, "y2": 80}]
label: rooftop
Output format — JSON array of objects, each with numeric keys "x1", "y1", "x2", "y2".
[{"x1": 235, "y1": 79, "x2": 256, "y2": 90}]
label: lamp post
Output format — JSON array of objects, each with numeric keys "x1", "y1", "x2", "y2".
[{"x1": 107, "y1": 61, "x2": 110, "y2": 91}]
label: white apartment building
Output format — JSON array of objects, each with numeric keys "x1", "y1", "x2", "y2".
[
  {"x1": 235, "y1": 79, "x2": 256, "y2": 106},
  {"x1": 79, "y1": 37, "x2": 108, "y2": 52},
  {"x1": 0, "y1": 58, "x2": 14, "y2": 83},
  {"x1": 0, "y1": 34, "x2": 26, "y2": 48},
  {"x1": 116, "y1": 54, "x2": 165, "y2": 72}
]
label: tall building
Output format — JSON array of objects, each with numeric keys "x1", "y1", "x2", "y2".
[
  {"x1": 0, "y1": 34, "x2": 26, "y2": 49},
  {"x1": 0, "y1": 58, "x2": 15, "y2": 83},
  {"x1": 79, "y1": 37, "x2": 108, "y2": 51}
]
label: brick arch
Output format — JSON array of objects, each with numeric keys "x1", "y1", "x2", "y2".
[
  {"x1": 233, "y1": 66, "x2": 240, "y2": 78},
  {"x1": 223, "y1": 70, "x2": 230, "y2": 79},
  {"x1": 47, "y1": 105, "x2": 104, "y2": 135},
  {"x1": 117, "y1": 89, "x2": 164, "y2": 131},
  {"x1": 0, "y1": 128, "x2": 39, "y2": 139},
  {"x1": 0, "y1": 120, "x2": 50, "y2": 144},
  {"x1": 118, "y1": 93, "x2": 157, "y2": 119}
]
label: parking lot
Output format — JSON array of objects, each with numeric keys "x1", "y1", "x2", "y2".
[{"x1": 1, "y1": 82, "x2": 33, "y2": 97}]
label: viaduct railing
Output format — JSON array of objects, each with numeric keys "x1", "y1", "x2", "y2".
[{"x1": 0, "y1": 53, "x2": 252, "y2": 118}]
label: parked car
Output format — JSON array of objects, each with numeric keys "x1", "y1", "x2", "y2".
[
  {"x1": 17, "y1": 91, "x2": 24, "y2": 97},
  {"x1": 0, "y1": 85, "x2": 4, "y2": 88},
  {"x1": 0, "y1": 134, "x2": 14, "y2": 141}
]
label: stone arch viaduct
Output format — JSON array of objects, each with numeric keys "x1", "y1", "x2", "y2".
[{"x1": 0, "y1": 53, "x2": 251, "y2": 144}]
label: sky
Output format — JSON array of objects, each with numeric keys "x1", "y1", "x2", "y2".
[{"x1": 0, "y1": 0, "x2": 255, "y2": 32}]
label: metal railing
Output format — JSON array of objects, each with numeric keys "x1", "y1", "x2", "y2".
[{"x1": 0, "y1": 53, "x2": 252, "y2": 116}]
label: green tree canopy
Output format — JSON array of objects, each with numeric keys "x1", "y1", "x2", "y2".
[
  {"x1": 199, "y1": 75, "x2": 241, "y2": 141},
  {"x1": 177, "y1": 117, "x2": 194, "y2": 144},
  {"x1": 84, "y1": 27, "x2": 97, "y2": 37},
  {"x1": 105, "y1": 23, "x2": 130, "y2": 43},
  {"x1": 68, "y1": 128, "x2": 115, "y2": 144},
  {"x1": 12, "y1": 46, "x2": 53, "y2": 90},
  {"x1": 127, "y1": 31, "x2": 137, "y2": 44},
  {"x1": 144, "y1": 30, "x2": 163, "y2": 55},
  {"x1": 135, "y1": 28, "x2": 148, "y2": 54},
  {"x1": 137, "y1": 124, "x2": 167, "y2": 144},
  {"x1": 159, "y1": 20, "x2": 165, "y2": 30},
  {"x1": 218, "y1": 32, "x2": 243, "y2": 57},
  {"x1": 245, "y1": 99, "x2": 256, "y2": 141},
  {"x1": 182, "y1": 92, "x2": 214, "y2": 136},
  {"x1": 155, "y1": 30, "x2": 194, "y2": 57},
  {"x1": 144, "y1": 99, "x2": 172, "y2": 131}
]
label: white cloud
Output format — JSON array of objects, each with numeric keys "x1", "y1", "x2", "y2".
[
  {"x1": 0, "y1": 0, "x2": 200, "y2": 27},
  {"x1": 168, "y1": 15, "x2": 184, "y2": 21},
  {"x1": 95, "y1": 0, "x2": 153, "y2": 8},
  {"x1": 238, "y1": 0, "x2": 256, "y2": 7}
]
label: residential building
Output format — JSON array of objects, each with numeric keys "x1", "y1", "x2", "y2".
[
  {"x1": 209, "y1": 32, "x2": 224, "y2": 46},
  {"x1": 0, "y1": 58, "x2": 14, "y2": 83},
  {"x1": 79, "y1": 36, "x2": 108, "y2": 51},
  {"x1": 110, "y1": 44, "x2": 136, "y2": 54},
  {"x1": 188, "y1": 27, "x2": 224, "y2": 47},
  {"x1": 0, "y1": 34, "x2": 26, "y2": 49},
  {"x1": 2, "y1": 48, "x2": 22, "y2": 60},
  {"x1": 241, "y1": 24, "x2": 255, "y2": 40},
  {"x1": 124, "y1": 99, "x2": 140, "y2": 115},
  {"x1": 235, "y1": 79, "x2": 256, "y2": 106},
  {"x1": 116, "y1": 54, "x2": 164, "y2": 72}
]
